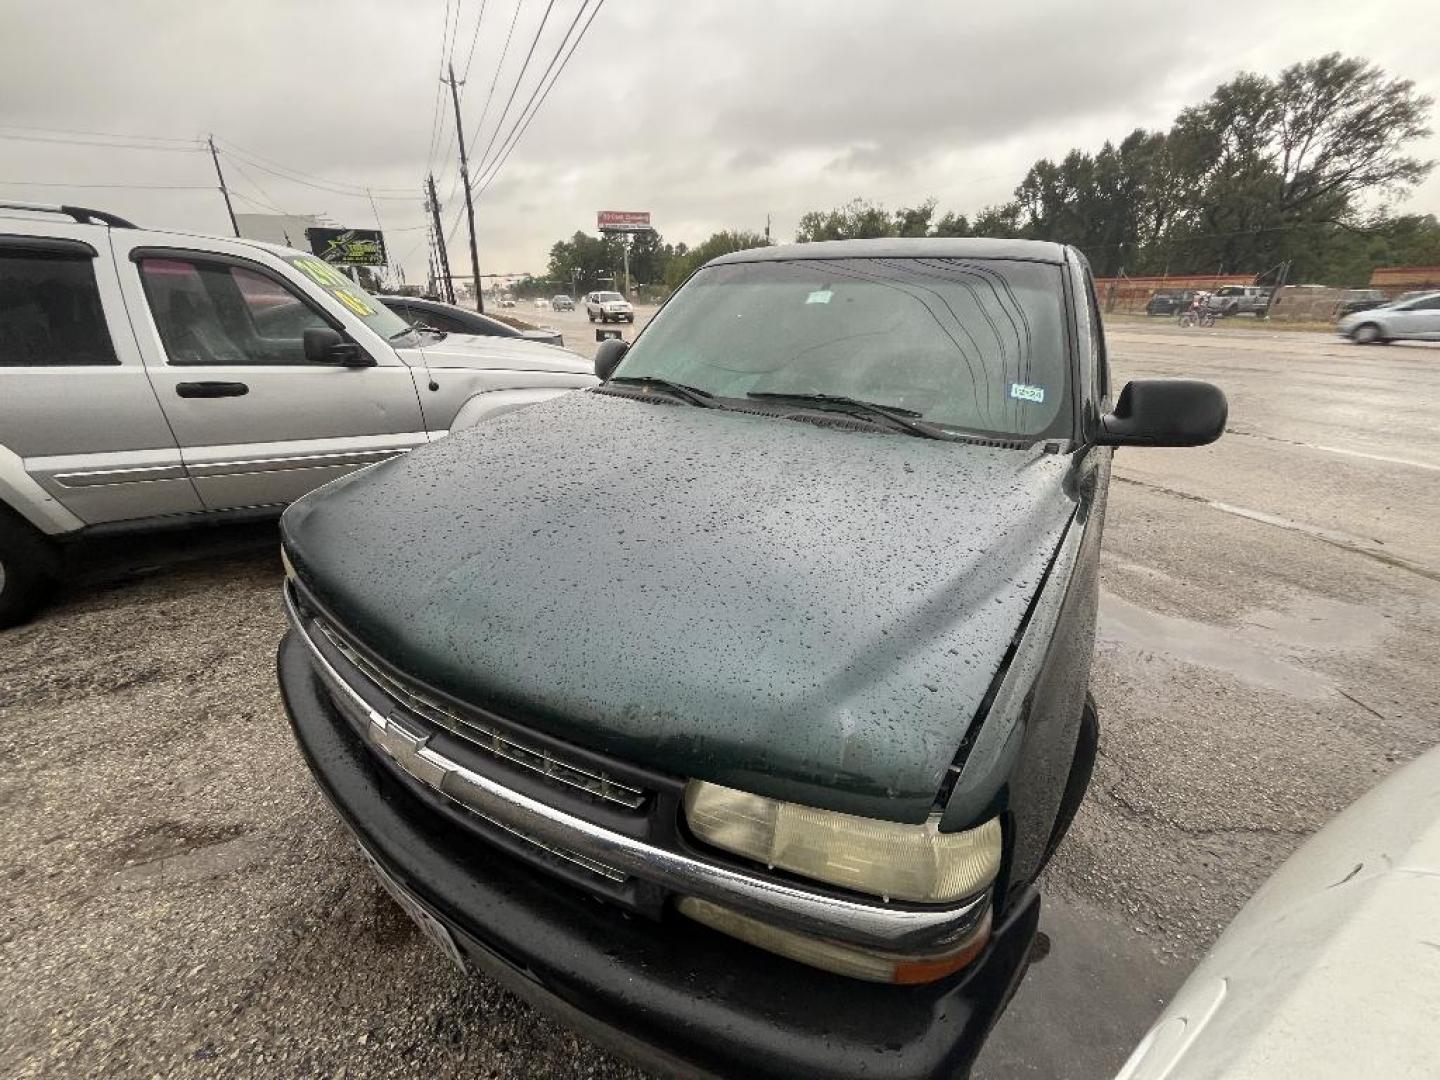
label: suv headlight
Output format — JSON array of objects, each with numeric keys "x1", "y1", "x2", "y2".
[{"x1": 683, "y1": 781, "x2": 1001, "y2": 903}]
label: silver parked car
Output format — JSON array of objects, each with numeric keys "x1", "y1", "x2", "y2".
[
  {"x1": 1117, "y1": 743, "x2": 1440, "y2": 1079},
  {"x1": 1337, "y1": 290, "x2": 1440, "y2": 344},
  {"x1": 0, "y1": 202, "x2": 596, "y2": 626}
]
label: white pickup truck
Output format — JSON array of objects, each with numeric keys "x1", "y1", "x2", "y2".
[{"x1": 0, "y1": 202, "x2": 597, "y2": 626}]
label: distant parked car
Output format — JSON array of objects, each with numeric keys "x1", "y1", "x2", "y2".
[
  {"x1": 1145, "y1": 290, "x2": 1197, "y2": 316},
  {"x1": 1117, "y1": 743, "x2": 1440, "y2": 1080},
  {"x1": 500, "y1": 298, "x2": 516, "y2": 308},
  {"x1": 1337, "y1": 290, "x2": 1440, "y2": 344},
  {"x1": 1206, "y1": 285, "x2": 1272, "y2": 317},
  {"x1": 378, "y1": 296, "x2": 564, "y2": 348},
  {"x1": 585, "y1": 289, "x2": 634, "y2": 323},
  {"x1": 551, "y1": 294, "x2": 574, "y2": 311},
  {"x1": 1334, "y1": 289, "x2": 1387, "y2": 318}
]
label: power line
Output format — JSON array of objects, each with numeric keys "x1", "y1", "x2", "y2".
[
  {"x1": 215, "y1": 137, "x2": 411, "y2": 195},
  {"x1": 457, "y1": 0, "x2": 490, "y2": 85},
  {"x1": 474, "y1": 0, "x2": 605, "y2": 196},
  {"x1": 472, "y1": 0, "x2": 558, "y2": 174},
  {"x1": 424, "y1": 0, "x2": 459, "y2": 175},
  {"x1": 222, "y1": 155, "x2": 293, "y2": 215},
  {"x1": 0, "y1": 123, "x2": 199, "y2": 145},
  {"x1": 0, "y1": 131, "x2": 204, "y2": 152},
  {"x1": 474, "y1": 0, "x2": 593, "y2": 181},
  {"x1": 468, "y1": 0, "x2": 527, "y2": 164},
  {"x1": 217, "y1": 148, "x2": 416, "y2": 200},
  {"x1": 0, "y1": 179, "x2": 210, "y2": 190}
]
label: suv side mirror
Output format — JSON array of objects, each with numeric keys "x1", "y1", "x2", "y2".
[
  {"x1": 594, "y1": 338, "x2": 629, "y2": 380},
  {"x1": 1096, "y1": 379, "x2": 1227, "y2": 447},
  {"x1": 304, "y1": 327, "x2": 373, "y2": 367}
]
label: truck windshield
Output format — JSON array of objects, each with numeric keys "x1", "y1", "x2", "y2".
[
  {"x1": 282, "y1": 255, "x2": 413, "y2": 340},
  {"x1": 614, "y1": 257, "x2": 1073, "y2": 440}
]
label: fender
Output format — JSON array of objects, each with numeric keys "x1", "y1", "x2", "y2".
[
  {"x1": 0, "y1": 443, "x2": 85, "y2": 536},
  {"x1": 447, "y1": 386, "x2": 587, "y2": 432}
]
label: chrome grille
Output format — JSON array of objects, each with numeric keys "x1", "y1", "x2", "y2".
[{"x1": 311, "y1": 615, "x2": 649, "y2": 811}]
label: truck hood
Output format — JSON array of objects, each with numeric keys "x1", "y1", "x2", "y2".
[
  {"x1": 282, "y1": 392, "x2": 1077, "y2": 822},
  {"x1": 397, "y1": 334, "x2": 589, "y2": 375}
]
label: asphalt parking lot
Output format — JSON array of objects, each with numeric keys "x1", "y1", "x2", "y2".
[{"x1": 3, "y1": 317, "x2": 1438, "y2": 1079}]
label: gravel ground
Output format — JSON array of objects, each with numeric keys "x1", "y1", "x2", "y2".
[{"x1": 2, "y1": 324, "x2": 1438, "y2": 1078}]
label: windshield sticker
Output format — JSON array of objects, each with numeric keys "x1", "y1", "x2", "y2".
[
  {"x1": 805, "y1": 289, "x2": 833, "y2": 305},
  {"x1": 1010, "y1": 383, "x2": 1046, "y2": 404},
  {"x1": 291, "y1": 256, "x2": 351, "y2": 288},
  {"x1": 331, "y1": 289, "x2": 376, "y2": 317}
]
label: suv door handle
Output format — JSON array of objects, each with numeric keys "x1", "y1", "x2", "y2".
[{"x1": 175, "y1": 381, "x2": 249, "y2": 398}]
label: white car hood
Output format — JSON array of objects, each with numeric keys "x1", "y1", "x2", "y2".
[
  {"x1": 397, "y1": 334, "x2": 591, "y2": 376},
  {"x1": 1117, "y1": 745, "x2": 1440, "y2": 1080}
]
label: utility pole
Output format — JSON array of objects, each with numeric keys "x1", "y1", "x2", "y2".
[
  {"x1": 424, "y1": 174, "x2": 455, "y2": 305},
  {"x1": 1261, "y1": 259, "x2": 1290, "y2": 320},
  {"x1": 444, "y1": 63, "x2": 484, "y2": 313},
  {"x1": 207, "y1": 135, "x2": 239, "y2": 238}
]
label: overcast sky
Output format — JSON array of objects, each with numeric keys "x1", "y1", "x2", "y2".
[{"x1": 3, "y1": 0, "x2": 1438, "y2": 286}]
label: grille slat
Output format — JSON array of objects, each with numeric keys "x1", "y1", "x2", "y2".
[{"x1": 311, "y1": 618, "x2": 649, "y2": 811}]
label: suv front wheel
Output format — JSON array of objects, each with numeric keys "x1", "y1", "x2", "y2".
[{"x1": 0, "y1": 507, "x2": 59, "y2": 628}]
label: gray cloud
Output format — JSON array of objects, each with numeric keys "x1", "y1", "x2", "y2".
[{"x1": 2, "y1": 0, "x2": 1437, "y2": 283}]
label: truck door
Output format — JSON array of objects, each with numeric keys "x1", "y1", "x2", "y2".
[
  {"x1": 114, "y1": 237, "x2": 427, "y2": 512},
  {"x1": 0, "y1": 225, "x2": 201, "y2": 526}
]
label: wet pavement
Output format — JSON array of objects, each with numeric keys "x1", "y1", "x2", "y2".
[{"x1": 3, "y1": 320, "x2": 1438, "y2": 1079}]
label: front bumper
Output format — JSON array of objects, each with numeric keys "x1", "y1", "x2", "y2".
[{"x1": 278, "y1": 631, "x2": 1039, "y2": 1079}]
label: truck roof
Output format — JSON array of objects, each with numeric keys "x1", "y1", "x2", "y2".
[{"x1": 706, "y1": 236, "x2": 1071, "y2": 267}]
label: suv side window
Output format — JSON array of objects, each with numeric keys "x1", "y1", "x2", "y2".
[
  {"x1": 0, "y1": 242, "x2": 118, "y2": 366},
  {"x1": 1414, "y1": 296, "x2": 1440, "y2": 310},
  {"x1": 419, "y1": 309, "x2": 470, "y2": 333},
  {"x1": 138, "y1": 256, "x2": 332, "y2": 366}
]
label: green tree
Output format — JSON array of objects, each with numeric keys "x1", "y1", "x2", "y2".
[
  {"x1": 664, "y1": 230, "x2": 771, "y2": 289},
  {"x1": 794, "y1": 198, "x2": 940, "y2": 242}
]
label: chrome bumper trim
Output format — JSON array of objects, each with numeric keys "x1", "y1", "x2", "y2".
[{"x1": 283, "y1": 583, "x2": 986, "y2": 952}]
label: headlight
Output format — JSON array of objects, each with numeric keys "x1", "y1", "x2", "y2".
[
  {"x1": 683, "y1": 781, "x2": 1002, "y2": 903},
  {"x1": 280, "y1": 545, "x2": 296, "y2": 581}
]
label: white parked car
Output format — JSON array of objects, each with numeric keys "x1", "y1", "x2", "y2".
[
  {"x1": 1337, "y1": 290, "x2": 1440, "y2": 344},
  {"x1": 0, "y1": 201, "x2": 596, "y2": 625},
  {"x1": 584, "y1": 290, "x2": 634, "y2": 324},
  {"x1": 1117, "y1": 744, "x2": 1440, "y2": 1079}
]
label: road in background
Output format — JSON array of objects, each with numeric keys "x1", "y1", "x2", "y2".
[{"x1": 2, "y1": 326, "x2": 1436, "y2": 1079}]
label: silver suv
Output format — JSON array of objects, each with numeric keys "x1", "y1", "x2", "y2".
[
  {"x1": 584, "y1": 290, "x2": 634, "y2": 323},
  {"x1": 1206, "y1": 285, "x2": 1273, "y2": 317},
  {"x1": 0, "y1": 202, "x2": 597, "y2": 626}
]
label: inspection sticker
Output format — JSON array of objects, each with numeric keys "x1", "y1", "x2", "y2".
[
  {"x1": 805, "y1": 289, "x2": 833, "y2": 304},
  {"x1": 1009, "y1": 383, "x2": 1046, "y2": 404}
]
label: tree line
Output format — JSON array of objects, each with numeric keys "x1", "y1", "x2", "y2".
[{"x1": 526, "y1": 54, "x2": 1435, "y2": 295}]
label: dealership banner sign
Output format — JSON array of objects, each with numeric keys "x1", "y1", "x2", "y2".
[
  {"x1": 306, "y1": 227, "x2": 388, "y2": 267},
  {"x1": 597, "y1": 210, "x2": 651, "y2": 233}
]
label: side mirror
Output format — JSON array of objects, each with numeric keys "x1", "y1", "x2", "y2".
[
  {"x1": 1096, "y1": 379, "x2": 1227, "y2": 447},
  {"x1": 594, "y1": 337, "x2": 629, "y2": 381},
  {"x1": 303, "y1": 327, "x2": 373, "y2": 367}
]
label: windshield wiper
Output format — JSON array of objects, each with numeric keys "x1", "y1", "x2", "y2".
[
  {"x1": 607, "y1": 375, "x2": 718, "y2": 408},
  {"x1": 746, "y1": 391, "x2": 945, "y2": 439}
]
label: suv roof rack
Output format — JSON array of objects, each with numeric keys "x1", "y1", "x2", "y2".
[{"x1": 0, "y1": 200, "x2": 136, "y2": 229}]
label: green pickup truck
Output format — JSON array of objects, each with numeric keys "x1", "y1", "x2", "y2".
[{"x1": 277, "y1": 237, "x2": 1225, "y2": 1079}]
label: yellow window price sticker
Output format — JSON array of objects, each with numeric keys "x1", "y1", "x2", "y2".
[
  {"x1": 293, "y1": 257, "x2": 350, "y2": 288},
  {"x1": 331, "y1": 289, "x2": 375, "y2": 317}
]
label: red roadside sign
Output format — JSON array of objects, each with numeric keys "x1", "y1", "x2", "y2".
[{"x1": 597, "y1": 210, "x2": 651, "y2": 233}]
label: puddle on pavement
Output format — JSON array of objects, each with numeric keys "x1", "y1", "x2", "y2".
[{"x1": 1097, "y1": 591, "x2": 1392, "y2": 699}]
